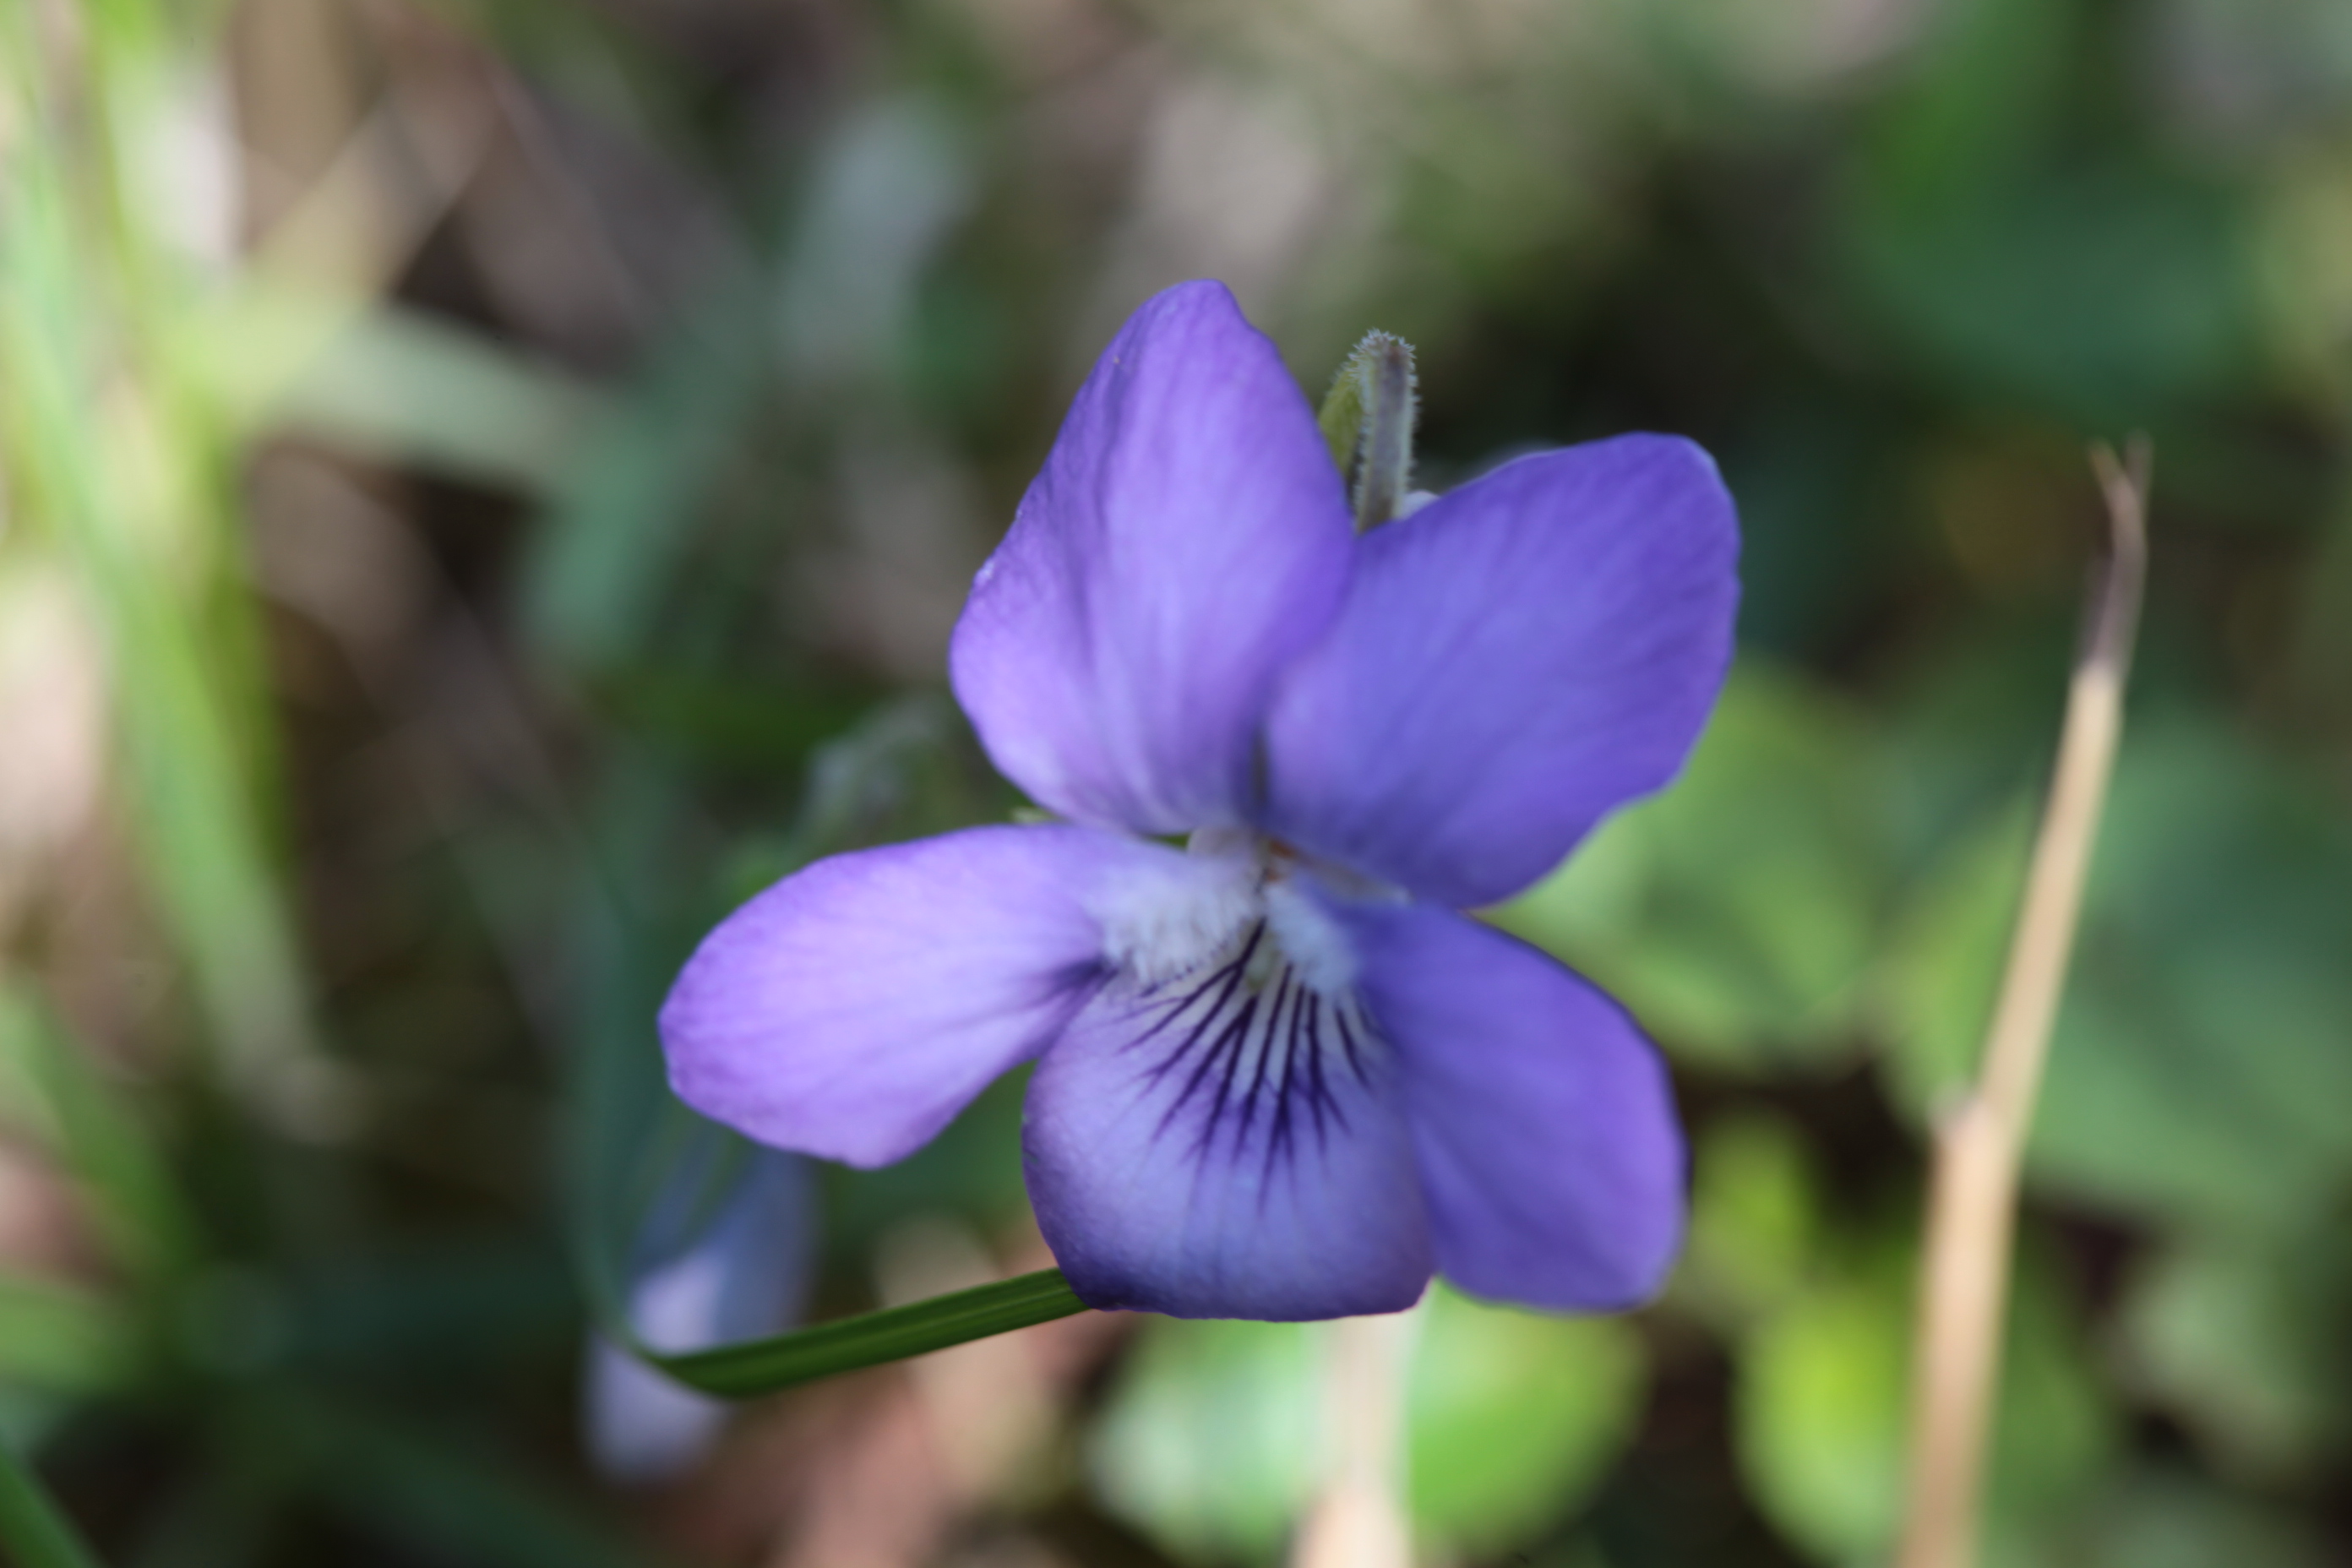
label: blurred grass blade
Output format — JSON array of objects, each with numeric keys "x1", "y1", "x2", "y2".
[
  {"x1": 0, "y1": 1273, "x2": 140, "y2": 1396},
  {"x1": 0, "y1": 9, "x2": 325, "y2": 1126},
  {"x1": 201, "y1": 289, "x2": 603, "y2": 493},
  {"x1": 653, "y1": 1267, "x2": 1087, "y2": 1396},
  {"x1": 524, "y1": 267, "x2": 770, "y2": 672},
  {"x1": 0, "y1": 1445, "x2": 103, "y2": 1568},
  {"x1": 0, "y1": 980, "x2": 200, "y2": 1281}
]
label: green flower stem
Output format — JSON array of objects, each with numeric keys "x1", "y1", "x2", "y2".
[
  {"x1": 653, "y1": 1268, "x2": 1090, "y2": 1397},
  {"x1": 0, "y1": 1446, "x2": 102, "y2": 1568}
]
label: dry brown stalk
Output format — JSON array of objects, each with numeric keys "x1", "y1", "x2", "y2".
[{"x1": 1894, "y1": 441, "x2": 2149, "y2": 1568}]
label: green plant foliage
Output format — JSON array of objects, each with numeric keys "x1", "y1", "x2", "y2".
[
  {"x1": 1734, "y1": 1239, "x2": 2115, "y2": 1566},
  {"x1": 0, "y1": 1440, "x2": 102, "y2": 1568},
  {"x1": 1840, "y1": 0, "x2": 2257, "y2": 424},
  {"x1": 0, "y1": 981, "x2": 197, "y2": 1284},
  {"x1": 2042, "y1": 1466, "x2": 2336, "y2": 1568},
  {"x1": 0, "y1": 13, "x2": 324, "y2": 1127},
  {"x1": 1091, "y1": 1317, "x2": 1324, "y2": 1565},
  {"x1": 0, "y1": 1277, "x2": 139, "y2": 1398},
  {"x1": 655, "y1": 1269, "x2": 1083, "y2": 1397},
  {"x1": 2118, "y1": 1232, "x2": 2352, "y2": 1482},
  {"x1": 1093, "y1": 1288, "x2": 1647, "y2": 1565},
  {"x1": 1496, "y1": 664, "x2": 1889, "y2": 1074},
  {"x1": 1406, "y1": 1288, "x2": 1647, "y2": 1555},
  {"x1": 1880, "y1": 716, "x2": 2352, "y2": 1236},
  {"x1": 243, "y1": 302, "x2": 604, "y2": 495},
  {"x1": 1677, "y1": 1112, "x2": 1822, "y2": 1327}
]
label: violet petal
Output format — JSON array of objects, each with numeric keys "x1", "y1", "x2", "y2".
[
  {"x1": 1023, "y1": 947, "x2": 1434, "y2": 1320},
  {"x1": 1264, "y1": 434, "x2": 1739, "y2": 908},
  {"x1": 584, "y1": 1149, "x2": 809, "y2": 1482},
  {"x1": 950, "y1": 280, "x2": 1354, "y2": 835},
  {"x1": 662, "y1": 824, "x2": 1151, "y2": 1167},
  {"x1": 1337, "y1": 897, "x2": 1686, "y2": 1311}
]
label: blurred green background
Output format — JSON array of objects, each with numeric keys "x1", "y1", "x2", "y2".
[{"x1": 2, "y1": 0, "x2": 2349, "y2": 1562}]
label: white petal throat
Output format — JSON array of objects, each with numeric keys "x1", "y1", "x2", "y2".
[
  {"x1": 1086, "y1": 835, "x2": 1364, "y2": 998},
  {"x1": 1113, "y1": 918, "x2": 1387, "y2": 1184},
  {"x1": 1086, "y1": 846, "x2": 1262, "y2": 988}
]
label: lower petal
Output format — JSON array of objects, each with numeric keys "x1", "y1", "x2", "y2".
[
  {"x1": 662, "y1": 825, "x2": 1152, "y2": 1168},
  {"x1": 1339, "y1": 900, "x2": 1685, "y2": 1311},
  {"x1": 1023, "y1": 924, "x2": 1434, "y2": 1320}
]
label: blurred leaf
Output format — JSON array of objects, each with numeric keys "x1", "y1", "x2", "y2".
[
  {"x1": 1495, "y1": 665, "x2": 1888, "y2": 1075},
  {"x1": 0, "y1": 1275, "x2": 139, "y2": 1396},
  {"x1": 1735, "y1": 1255, "x2": 1907, "y2": 1563},
  {"x1": 1407, "y1": 1288, "x2": 1646, "y2": 1556},
  {"x1": 1859, "y1": 0, "x2": 2077, "y2": 204},
  {"x1": 1734, "y1": 1239, "x2": 2114, "y2": 1566},
  {"x1": 1842, "y1": 0, "x2": 2254, "y2": 422},
  {"x1": 1092, "y1": 1316, "x2": 1322, "y2": 1565},
  {"x1": 1846, "y1": 161, "x2": 2255, "y2": 424},
  {"x1": 215, "y1": 292, "x2": 603, "y2": 493},
  {"x1": 2117, "y1": 1232, "x2": 2351, "y2": 1482},
  {"x1": 523, "y1": 267, "x2": 772, "y2": 672},
  {"x1": 0, "y1": 1440, "x2": 103, "y2": 1568},
  {"x1": 1876, "y1": 797, "x2": 2033, "y2": 1117},
  {"x1": 1094, "y1": 1290, "x2": 1647, "y2": 1565},
  {"x1": 1878, "y1": 717, "x2": 2352, "y2": 1234},
  {"x1": 772, "y1": 97, "x2": 977, "y2": 386},
  {"x1": 2042, "y1": 1465, "x2": 2334, "y2": 1568},
  {"x1": 1676, "y1": 1111, "x2": 1821, "y2": 1327}
]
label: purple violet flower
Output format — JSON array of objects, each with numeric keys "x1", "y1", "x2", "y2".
[
  {"x1": 662, "y1": 280, "x2": 1740, "y2": 1322},
  {"x1": 584, "y1": 1149, "x2": 809, "y2": 1481}
]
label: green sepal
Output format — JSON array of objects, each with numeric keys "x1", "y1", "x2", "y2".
[
  {"x1": 1316, "y1": 329, "x2": 1418, "y2": 531},
  {"x1": 650, "y1": 1267, "x2": 1089, "y2": 1396}
]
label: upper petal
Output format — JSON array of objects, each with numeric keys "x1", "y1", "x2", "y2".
[
  {"x1": 1263, "y1": 434, "x2": 1739, "y2": 907},
  {"x1": 1338, "y1": 898, "x2": 1686, "y2": 1311},
  {"x1": 1023, "y1": 923, "x2": 1433, "y2": 1320},
  {"x1": 950, "y1": 280, "x2": 1355, "y2": 835},
  {"x1": 662, "y1": 824, "x2": 1161, "y2": 1168}
]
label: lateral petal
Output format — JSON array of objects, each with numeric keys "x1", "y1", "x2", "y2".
[
  {"x1": 1023, "y1": 928, "x2": 1434, "y2": 1320},
  {"x1": 951, "y1": 280, "x2": 1354, "y2": 835},
  {"x1": 1264, "y1": 434, "x2": 1739, "y2": 908},
  {"x1": 1339, "y1": 899, "x2": 1686, "y2": 1311},
  {"x1": 662, "y1": 825, "x2": 1162, "y2": 1168}
]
